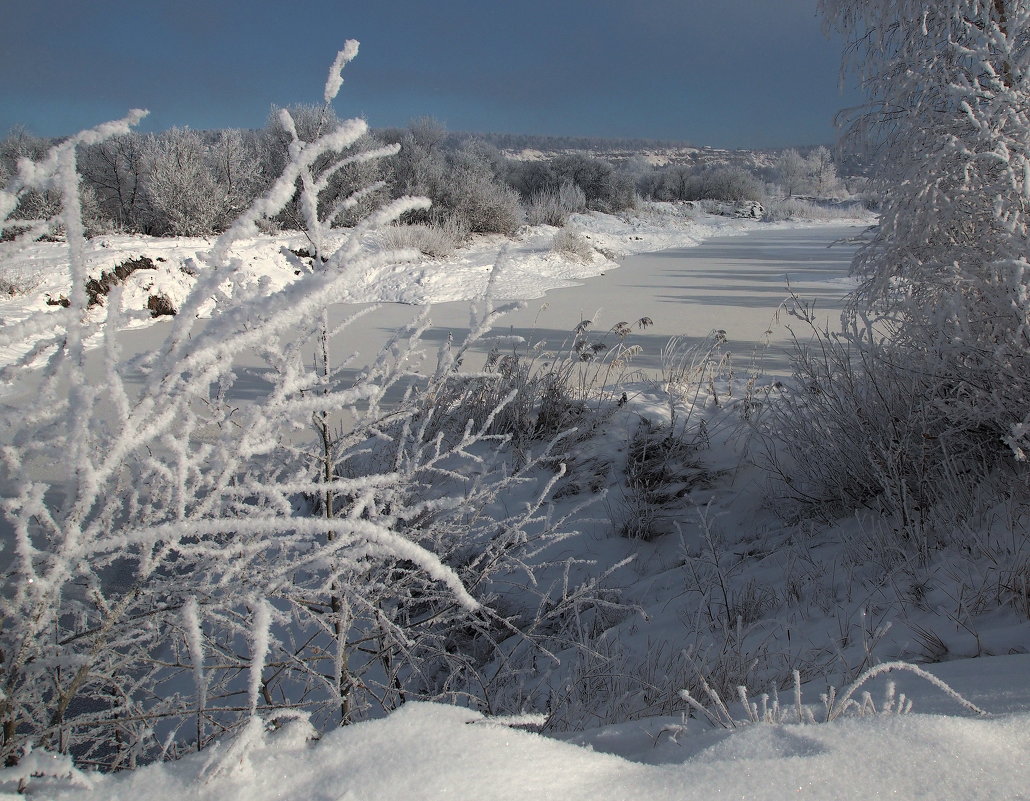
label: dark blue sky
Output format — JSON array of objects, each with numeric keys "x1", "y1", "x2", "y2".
[{"x1": 0, "y1": 1, "x2": 860, "y2": 149}]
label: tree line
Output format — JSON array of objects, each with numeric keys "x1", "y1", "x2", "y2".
[{"x1": 0, "y1": 114, "x2": 848, "y2": 242}]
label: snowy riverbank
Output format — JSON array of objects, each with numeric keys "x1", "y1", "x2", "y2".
[
  {"x1": 11, "y1": 203, "x2": 1030, "y2": 801},
  {"x1": 0, "y1": 203, "x2": 871, "y2": 369}
]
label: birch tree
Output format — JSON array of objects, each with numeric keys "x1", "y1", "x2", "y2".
[{"x1": 820, "y1": 0, "x2": 1030, "y2": 460}]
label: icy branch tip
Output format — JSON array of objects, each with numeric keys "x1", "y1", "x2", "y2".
[{"x1": 324, "y1": 40, "x2": 360, "y2": 104}]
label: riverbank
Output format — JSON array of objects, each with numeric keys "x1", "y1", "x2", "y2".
[{"x1": 0, "y1": 203, "x2": 872, "y2": 370}]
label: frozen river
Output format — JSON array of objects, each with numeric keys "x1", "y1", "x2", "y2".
[
  {"x1": 313, "y1": 222, "x2": 866, "y2": 384},
  {"x1": 73, "y1": 222, "x2": 866, "y2": 403}
]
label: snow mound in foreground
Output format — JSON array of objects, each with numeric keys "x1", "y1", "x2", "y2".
[{"x1": 22, "y1": 699, "x2": 1030, "y2": 801}]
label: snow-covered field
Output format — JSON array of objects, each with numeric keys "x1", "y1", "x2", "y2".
[{"x1": 5, "y1": 203, "x2": 1030, "y2": 800}]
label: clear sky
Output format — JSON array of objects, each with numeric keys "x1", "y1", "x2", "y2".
[{"x1": 0, "y1": 0, "x2": 860, "y2": 149}]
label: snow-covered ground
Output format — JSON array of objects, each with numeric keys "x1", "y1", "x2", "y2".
[
  {"x1": 9, "y1": 657, "x2": 1030, "y2": 800},
  {"x1": 8, "y1": 203, "x2": 1030, "y2": 800}
]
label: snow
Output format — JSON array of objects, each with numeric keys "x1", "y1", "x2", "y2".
[
  {"x1": 15, "y1": 659, "x2": 1030, "y2": 800},
  {"x1": 4, "y1": 202, "x2": 1028, "y2": 801},
  {"x1": 0, "y1": 203, "x2": 868, "y2": 369}
]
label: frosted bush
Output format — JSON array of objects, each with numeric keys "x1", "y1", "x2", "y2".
[
  {"x1": 0, "y1": 42, "x2": 616, "y2": 768},
  {"x1": 762, "y1": 197, "x2": 865, "y2": 221},
  {"x1": 552, "y1": 227, "x2": 594, "y2": 261},
  {"x1": 525, "y1": 180, "x2": 587, "y2": 226},
  {"x1": 550, "y1": 153, "x2": 635, "y2": 212},
  {"x1": 142, "y1": 127, "x2": 221, "y2": 235},
  {"x1": 0, "y1": 42, "x2": 507, "y2": 768},
  {"x1": 377, "y1": 221, "x2": 460, "y2": 257},
  {"x1": 442, "y1": 163, "x2": 522, "y2": 235},
  {"x1": 760, "y1": 1, "x2": 1030, "y2": 544},
  {"x1": 642, "y1": 165, "x2": 763, "y2": 204}
]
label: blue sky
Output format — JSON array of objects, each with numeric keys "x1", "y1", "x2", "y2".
[{"x1": 0, "y1": 0, "x2": 860, "y2": 149}]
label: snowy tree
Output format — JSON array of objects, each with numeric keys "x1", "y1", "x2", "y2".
[
  {"x1": 773, "y1": 148, "x2": 808, "y2": 197},
  {"x1": 820, "y1": 0, "x2": 1030, "y2": 459},
  {"x1": 806, "y1": 146, "x2": 843, "y2": 197},
  {"x1": 766, "y1": 2, "x2": 1030, "y2": 531},
  {"x1": 142, "y1": 127, "x2": 220, "y2": 235},
  {"x1": 0, "y1": 127, "x2": 64, "y2": 229},
  {"x1": 78, "y1": 133, "x2": 150, "y2": 231},
  {"x1": 207, "y1": 128, "x2": 265, "y2": 229}
]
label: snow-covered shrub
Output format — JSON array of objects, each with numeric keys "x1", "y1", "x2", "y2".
[
  {"x1": 0, "y1": 42, "x2": 618, "y2": 768},
  {"x1": 377, "y1": 221, "x2": 460, "y2": 257},
  {"x1": 507, "y1": 159, "x2": 558, "y2": 198},
  {"x1": 442, "y1": 162, "x2": 522, "y2": 235},
  {"x1": 383, "y1": 121, "x2": 522, "y2": 236},
  {"x1": 524, "y1": 180, "x2": 587, "y2": 226},
  {"x1": 425, "y1": 343, "x2": 586, "y2": 455},
  {"x1": 424, "y1": 315, "x2": 649, "y2": 463},
  {"x1": 551, "y1": 226, "x2": 594, "y2": 261},
  {"x1": 689, "y1": 166, "x2": 764, "y2": 203},
  {"x1": 550, "y1": 153, "x2": 635, "y2": 212},
  {"x1": 753, "y1": 303, "x2": 996, "y2": 544},
  {"x1": 638, "y1": 164, "x2": 690, "y2": 202},
  {"x1": 384, "y1": 117, "x2": 449, "y2": 211},
  {"x1": 0, "y1": 43, "x2": 510, "y2": 768},
  {"x1": 641, "y1": 165, "x2": 764, "y2": 204}
]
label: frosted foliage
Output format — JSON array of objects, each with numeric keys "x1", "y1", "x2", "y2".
[
  {"x1": 818, "y1": 1, "x2": 1030, "y2": 462},
  {"x1": 0, "y1": 44, "x2": 585, "y2": 770},
  {"x1": 774, "y1": 149, "x2": 808, "y2": 198},
  {"x1": 259, "y1": 104, "x2": 392, "y2": 232},
  {"x1": 143, "y1": 127, "x2": 220, "y2": 236},
  {"x1": 324, "y1": 40, "x2": 359, "y2": 105}
]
